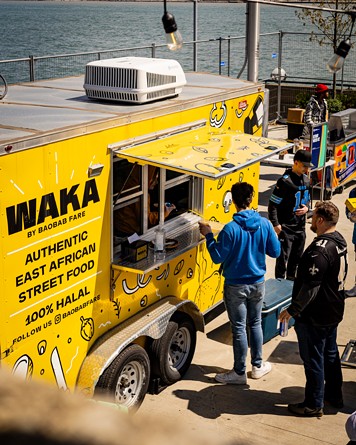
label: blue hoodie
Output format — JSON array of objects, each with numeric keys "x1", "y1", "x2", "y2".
[{"x1": 205, "y1": 210, "x2": 280, "y2": 285}]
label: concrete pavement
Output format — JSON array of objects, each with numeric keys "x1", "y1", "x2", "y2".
[{"x1": 137, "y1": 124, "x2": 356, "y2": 445}]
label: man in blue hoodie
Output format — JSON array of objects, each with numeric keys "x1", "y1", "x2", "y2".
[{"x1": 198, "y1": 182, "x2": 280, "y2": 384}]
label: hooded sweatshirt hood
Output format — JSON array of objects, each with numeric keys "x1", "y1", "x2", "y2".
[
  {"x1": 318, "y1": 231, "x2": 347, "y2": 251},
  {"x1": 233, "y1": 209, "x2": 261, "y2": 232},
  {"x1": 289, "y1": 230, "x2": 347, "y2": 326}
]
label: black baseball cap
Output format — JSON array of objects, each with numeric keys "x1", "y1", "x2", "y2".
[{"x1": 294, "y1": 149, "x2": 313, "y2": 167}]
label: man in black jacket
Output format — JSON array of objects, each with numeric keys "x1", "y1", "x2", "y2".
[
  {"x1": 268, "y1": 149, "x2": 311, "y2": 280},
  {"x1": 279, "y1": 201, "x2": 348, "y2": 417}
]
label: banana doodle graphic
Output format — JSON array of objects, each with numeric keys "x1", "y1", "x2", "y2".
[
  {"x1": 217, "y1": 176, "x2": 226, "y2": 190},
  {"x1": 239, "y1": 172, "x2": 244, "y2": 182},
  {"x1": 12, "y1": 354, "x2": 33, "y2": 380},
  {"x1": 205, "y1": 157, "x2": 228, "y2": 162},
  {"x1": 51, "y1": 347, "x2": 68, "y2": 390},
  {"x1": 210, "y1": 102, "x2": 227, "y2": 128},
  {"x1": 193, "y1": 146, "x2": 208, "y2": 154},
  {"x1": 195, "y1": 163, "x2": 223, "y2": 175},
  {"x1": 157, "y1": 264, "x2": 170, "y2": 280},
  {"x1": 174, "y1": 259, "x2": 185, "y2": 275},
  {"x1": 122, "y1": 274, "x2": 152, "y2": 294}
]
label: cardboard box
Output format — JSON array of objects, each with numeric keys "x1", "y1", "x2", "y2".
[
  {"x1": 345, "y1": 197, "x2": 356, "y2": 213},
  {"x1": 287, "y1": 108, "x2": 305, "y2": 123},
  {"x1": 122, "y1": 240, "x2": 148, "y2": 263},
  {"x1": 261, "y1": 278, "x2": 294, "y2": 343}
]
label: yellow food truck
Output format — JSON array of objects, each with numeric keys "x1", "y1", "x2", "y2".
[{"x1": 0, "y1": 57, "x2": 288, "y2": 410}]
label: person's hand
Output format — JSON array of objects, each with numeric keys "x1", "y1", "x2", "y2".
[
  {"x1": 295, "y1": 204, "x2": 308, "y2": 216},
  {"x1": 274, "y1": 224, "x2": 282, "y2": 235},
  {"x1": 164, "y1": 203, "x2": 176, "y2": 218},
  {"x1": 349, "y1": 210, "x2": 356, "y2": 223},
  {"x1": 198, "y1": 221, "x2": 212, "y2": 236},
  {"x1": 279, "y1": 308, "x2": 292, "y2": 323}
]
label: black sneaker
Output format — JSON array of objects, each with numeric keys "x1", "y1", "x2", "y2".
[
  {"x1": 324, "y1": 398, "x2": 344, "y2": 409},
  {"x1": 288, "y1": 402, "x2": 323, "y2": 417}
]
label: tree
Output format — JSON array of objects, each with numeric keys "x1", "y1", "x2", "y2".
[{"x1": 296, "y1": 1, "x2": 355, "y2": 97}]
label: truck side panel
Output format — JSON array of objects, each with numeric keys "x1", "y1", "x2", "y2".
[{"x1": 0, "y1": 89, "x2": 264, "y2": 390}]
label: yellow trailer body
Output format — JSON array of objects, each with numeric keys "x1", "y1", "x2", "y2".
[{"x1": 0, "y1": 70, "x2": 289, "y2": 407}]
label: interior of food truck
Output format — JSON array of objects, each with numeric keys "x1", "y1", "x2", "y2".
[{"x1": 112, "y1": 158, "x2": 199, "y2": 263}]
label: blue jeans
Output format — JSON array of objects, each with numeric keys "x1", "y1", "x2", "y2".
[
  {"x1": 224, "y1": 282, "x2": 264, "y2": 375},
  {"x1": 295, "y1": 319, "x2": 343, "y2": 409}
]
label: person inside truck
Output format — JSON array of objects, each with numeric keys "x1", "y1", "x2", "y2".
[{"x1": 113, "y1": 162, "x2": 176, "y2": 239}]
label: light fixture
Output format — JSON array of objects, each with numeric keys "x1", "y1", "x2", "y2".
[
  {"x1": 88, "y1": 163, "x2": 104, "y2": 178},
  {"x1": 162, "y1": 0, "x2": 183, "y2": 51},
  {"x1": 270, "y1": 67, "x2": 287, "y2": 82},
  {"x1": 326, "y1": 39, "x2": 351, "y2": 73},
  {"x1": 327, "y1": 9, "x2": 356, "y2": 73}
]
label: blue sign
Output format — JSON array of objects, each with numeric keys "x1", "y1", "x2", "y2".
[{"x1": 311, "y1": 123, "x2": 327, "y2": 169}]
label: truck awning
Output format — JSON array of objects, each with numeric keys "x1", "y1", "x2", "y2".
[{"x1": 110, "y1": 124, "x2": 291, "y2": 180}]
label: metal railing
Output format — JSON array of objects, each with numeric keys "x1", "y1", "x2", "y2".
[
  {"x1": 1, "y1": 31, "x2": 355, "y2": 118},
  {"x1": 2, "y1": 31, "x2": 356, "y2": 85}
]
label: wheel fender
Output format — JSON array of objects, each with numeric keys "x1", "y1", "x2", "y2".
[{"x1": 76, "y1": 296, "x2": 204, "y2": 398}]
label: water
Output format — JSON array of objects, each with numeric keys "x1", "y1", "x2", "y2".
[
  {"x1": 0, "y1": 1, "x2": 302, "y2": 59},
  {"x1": 1, "y1": 1, "x2": 354, "y2": 84}
]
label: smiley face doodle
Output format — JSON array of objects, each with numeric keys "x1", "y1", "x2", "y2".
[
  {"x1": 223, "y1": 191, "x2": 233, "y2": 213},
  {"x1": 210, "y1": 102, "x2": 227, "y2": 128}
]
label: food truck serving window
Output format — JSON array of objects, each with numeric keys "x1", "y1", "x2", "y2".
[
  {"x1": 110, "y1": 122, "x2": 290, "y2": 266},
  {"x1": 113, "y1": 157, "x2": 195, "y2": 260}
]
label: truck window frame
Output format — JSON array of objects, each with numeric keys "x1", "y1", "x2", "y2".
[{"x1": 112, "y1": 156, "x2": 202, "y2": 261}]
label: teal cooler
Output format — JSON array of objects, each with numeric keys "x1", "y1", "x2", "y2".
[{"x1": 262, "y1": 278, "x2": 294, "y2": 343}]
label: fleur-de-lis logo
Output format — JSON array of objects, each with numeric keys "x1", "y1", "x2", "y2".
[{"x1": 309, "y1": 264, "x2": 319, "y2": 276}]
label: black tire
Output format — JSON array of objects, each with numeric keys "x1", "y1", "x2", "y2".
[
  {"x1": 95, "y1": 344, "x2": 150, "y2": 412},
  {"x1": 150, "y1": 315, "x2": 196, "y2": 386}
]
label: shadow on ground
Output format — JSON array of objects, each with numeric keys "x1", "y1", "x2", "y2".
[{"x1": 173, "y1": 366, "x2": 356, "y2": 420}]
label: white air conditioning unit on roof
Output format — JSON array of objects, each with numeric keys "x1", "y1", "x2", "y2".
[{"x1": 84, "y1": 57, "x2": 186, "y2": 104}]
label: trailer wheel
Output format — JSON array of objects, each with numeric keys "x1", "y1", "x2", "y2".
[
  {"x1": 150, "y1": 315, "x2": 196, "y2": 385},
  {"x1": 95, "y1": 344, "x2": 150, "y2": 412}
]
